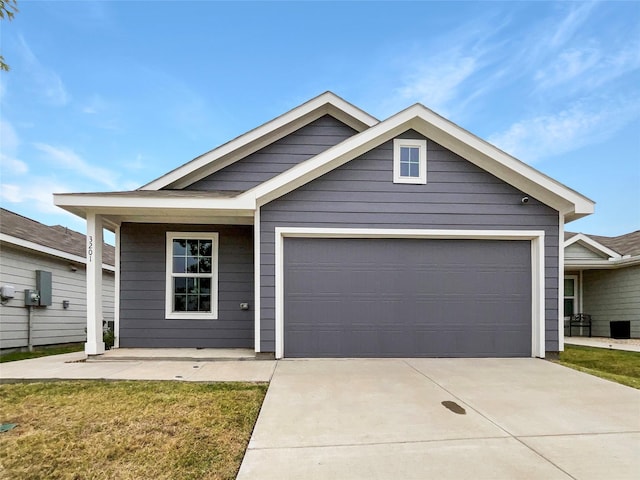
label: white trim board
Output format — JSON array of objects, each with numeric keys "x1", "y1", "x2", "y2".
[
  {"x1": 564, "y1": 233, "x2": 621, "y2": 259},
  {"x1": 274, "y1": 227, "x2": 546, "y2": 360}
]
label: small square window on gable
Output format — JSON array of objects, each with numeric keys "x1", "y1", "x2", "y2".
[{"x1": 393, "y1": 138, "x2": 427, "y2": 184}]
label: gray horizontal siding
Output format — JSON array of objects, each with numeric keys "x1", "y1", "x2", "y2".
[
  {"x1": 119, "y1": 223, "x2": 254, "y2": 348},
  {"x1": 0, "y1": 245, "x2": 114, "y2": 349},
  {"x1": 185, "y1": 115, "x2": 357, "y2": 191},
  {"x1": 582, "y1": 265, "x2": 640, "y2": 338},
  {"x1": 260, "y1": 129, "x2": 560, "y2": 354},
  {"x1": 565, "y1": 243, "x2": 607, "y2": 260}
]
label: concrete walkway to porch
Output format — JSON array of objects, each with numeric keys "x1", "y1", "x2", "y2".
[{"x1": 94, "y1": 347, "x2": 258, "y2": 361}]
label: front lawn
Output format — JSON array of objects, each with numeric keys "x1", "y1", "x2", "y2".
[
  {"x1": 558, "y1": 345, "x2": 640, "y2": 389},
  {"x1": 0, "y1": 380, "x2": 267, "y2": 479},
  {"x1": 0, "y1": 344, "x2": 84, "y2": 363}
]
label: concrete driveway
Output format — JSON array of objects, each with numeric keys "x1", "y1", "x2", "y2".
[{"x1": 237, "y1": 358, "x2": 640, "y2": 480}]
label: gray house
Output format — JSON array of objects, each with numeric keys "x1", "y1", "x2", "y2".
[
  {"x1": 564, "y1": 230, "x2": 640, "y2": 338},
  {"x1": 0, "y1": 208, "x2": 115, "y2": 351},
  {"x1": 54, "y1": 92, "x2": 594, "y2": 358}
]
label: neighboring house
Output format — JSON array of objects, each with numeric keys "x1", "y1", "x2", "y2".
[
  {"x1": 0, "y1": 209, "x2": 115, "y2": 351},
  {"x1": 54, "y1": 92, "x2": 594, "y2": 358},
  {"x1": 564, "y1": 230, "x2": 640, "y2": 338}
]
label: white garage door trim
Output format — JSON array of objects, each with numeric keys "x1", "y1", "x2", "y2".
[{"x1": 275, "y1": 228, "x2": 546, "y2": 359}]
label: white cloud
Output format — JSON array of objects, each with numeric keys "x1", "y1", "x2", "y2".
[
  {"x1": 0, "y1": 178, "x2": 69, "y2": 214},
  {"x1": 489, "y1": 98, "x2": 640, "y2": 163},
  {"x1": 0, "y1": 153, "x2": 29, "y2": 175},
  {"x1": 549, "y1": 2, "x2": 597, "y2": 48},
  {"x1": 18, "y1": 35, "x2": 70, "y2": 107},
  {"x1": 535, "y1": 46, "x2": 602, "y2": 89},
  {"x1": 0, "y1": 119, "x2": 20, "y2": 152},
  {"x1": 396, "y1": 54, "x2": 479, "y2": 115},
  {"x1": 34, "y1": 143, "x2": 119, "y2": 189}
]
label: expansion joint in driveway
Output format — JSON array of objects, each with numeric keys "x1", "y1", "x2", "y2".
[{"x1": 401, "y1": 360, "x2": 578, "y2": 480}]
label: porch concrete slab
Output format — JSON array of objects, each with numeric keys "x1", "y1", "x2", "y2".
[
  {"x1": 521, "y1": 432, "x2": 640, "y2": 480},
  {"x1": 405, "y1": 358, "x2": 640, "y2": 436},
  {"x1": 96, "y1": 347, "x2": 257, "y2": 361},
  {"x1": 238, "y1": 437, "x2": 572, "y2": 480},
  {"x1": 0, "y1": 352, "x2": 275, "y2": 383},
  {"x1": 248, "y1": 359, "x2": 508, "y2": 450}
]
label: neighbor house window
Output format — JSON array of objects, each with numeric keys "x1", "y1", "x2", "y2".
[
  {"x1": 393, "y1": 138, "x2": 427, "y2": 184},
  {"x1": 165, "y1": 232, "x2": 218, "y2": 319}
]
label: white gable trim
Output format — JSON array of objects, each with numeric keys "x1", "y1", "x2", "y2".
[
  {"x1": 564, "y1": 233, "x2": 621, "y2": 259},
  {"x1": 241, "y1": 104, "x2": 594, "y2": 222},
  {"x1": 0, "y1": 233, "x2": 115, "y2": 272},
  {"x1": 140, "y1": 92, "x2": 378, "y2": 191}
]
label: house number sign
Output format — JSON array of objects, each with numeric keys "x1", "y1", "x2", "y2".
[{"x1": 88, "y1": 235, "x2": 94, "y2": 263}]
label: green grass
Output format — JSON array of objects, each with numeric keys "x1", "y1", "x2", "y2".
[
  {"x1": 557, "y1": 345, "x2": 640, "y2": 389},
  {"x1": 0, "y1": 344, "x2": 84, "y2": 363},
  {"x1": 0, "y1": 380, "x2": 268, "y2": 480}
]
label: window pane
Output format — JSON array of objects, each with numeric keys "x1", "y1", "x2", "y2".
[
  {"x1": 174, "y1": 295, "x2": 186, "y2": 312},
  {"x1": 200, "y1": 278, "x2": 211, "y2": 294},
  {"x1": 199, "y1": 257, "x2": 212, "y2": 273},
  {"x1": 400, "y1": 147, "x2": 410, "y2": 162},
  {"x1": 174, "y1": 277, "x2": 186, "y2": 294},
  {"x1": 400, "y1": 162, "x2": 409, "y2": 177},
  {"x1": 187, "y1": 295, "x2": 199, "y2": 311},
  {"x1": 187, "y1": 278, "x2": 197, "y2": 294},
  {"x1": 564, "y1": 299, "x2": 575, "y2": 317},
  {"x1": 187, "y1": 240, "x2": 199, "y2": 256},
  {"x1": 173, "y1": 239, "x2": 186, "y2": 255},
  {"x1": 199, "y1": 241, "x2": 212, "y2": 257},
  {"x1": 409, "y1": 163, "x2": 420, "y2": 177},
  {"x1": 199, "y1": 295, "x2": 211, "y2": 312},
  {"x1": 173, "y1": 257, "x2": 186, "y2": 273},
  {"x1": 564, "y1": 279, "x2": 574, "y2": 296},
  {"x1": 186, "y1": 256, "x2": 198, "y2": 273},
  {"x1": 409, "y1": 147, "x2": 419, "y2": 161}
]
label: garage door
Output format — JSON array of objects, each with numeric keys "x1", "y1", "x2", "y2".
[{"x1": 283, "y1": 238, "x2": 532, "y2": 358}]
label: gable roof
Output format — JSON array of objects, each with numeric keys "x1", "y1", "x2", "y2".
[
  {"x1": 54, "y1": 92, "x2": 595, "y2": 225},
  {"x1": 565, "y1": 230, "x2": 640, "y2": 258},
  {"x1": 241, "y1": 103, "x2": 594, "y2": 221},
  {"x1": 141, "y1": 91, "x2": 379, "y2": 191},
  {"x1": 0, "y1": 208, "x2": 115, "y2": 268}
]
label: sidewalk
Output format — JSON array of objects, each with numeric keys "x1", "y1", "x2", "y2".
[
  {"x1": 564, "y1": 336, "x2": 640, "y2": 352},
  {"x1": 0, "y1": 351, "x2": 276, "y2": 382}
]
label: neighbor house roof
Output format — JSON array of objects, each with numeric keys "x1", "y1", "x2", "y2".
[
  {"x1": 564, "y1": 230, "x2": 640, "y2": 268},
  {"x1": 54, "y1": 92, "x2": 595, "y2": 227},
  {"x1": 0, "y1": 208, "x2": 115, "y2": 269}
]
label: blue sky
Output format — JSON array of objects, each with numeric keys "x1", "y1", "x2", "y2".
[{"x1": 1, "y1": 0, "x2": 639, "y2": 242}]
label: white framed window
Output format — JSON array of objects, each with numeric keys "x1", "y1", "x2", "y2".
[
  {"x1": 165, "y1": 232, "x2": 219, "y2": 319},
  {"x1": 393, "y1": 138, "x2": 427, "y2": 184}
]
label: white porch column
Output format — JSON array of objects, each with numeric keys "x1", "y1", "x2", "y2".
[{"x1": 86, "y1": 212, "x2": 105, "y2": 355}]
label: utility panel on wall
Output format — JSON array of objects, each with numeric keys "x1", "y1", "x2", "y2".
[{"x1": 36, "y1": 270, "x2": 52, "y2": 306}]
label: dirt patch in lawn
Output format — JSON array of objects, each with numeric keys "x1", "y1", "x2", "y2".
[{"x1": 0, "y1": 380, "x2": 267, "y2": 479}]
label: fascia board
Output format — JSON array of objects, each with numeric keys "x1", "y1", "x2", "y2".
[
  {"x1": 245, "y1": 104, "x2": 595, "y2": 218},
  {"x1": 0, "y1": 233, "x2": 115, "y2": 272},
  {"x1": 54, "y1": 193, "x2": 256, "y2": 211},
  {"x1": 140, "y1": 92, "x2": 378, "y2": 191},
  {"x1": 564, "y1": 233, "x2": 621, "y2": 259},
  {"x1": 403, "y1": 108, "x2": 595, "y2": 218},
  {"x1": 564, "y1": 256, "x2": 640, "y2": 269}
]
